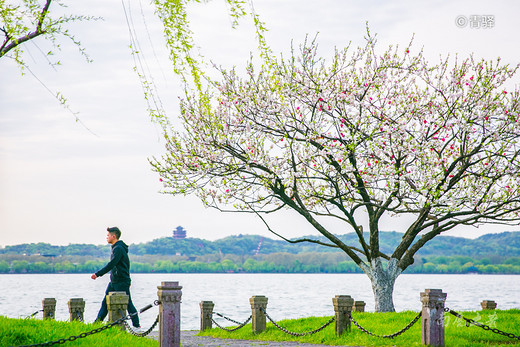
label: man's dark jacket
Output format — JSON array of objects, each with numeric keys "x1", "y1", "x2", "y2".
[{"x1": 95, "y1": 240, "x2": 131, "y2": 284}]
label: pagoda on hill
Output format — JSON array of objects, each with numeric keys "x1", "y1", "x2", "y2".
[{"x1": 172, "y1": 226, "x2": 187, "y2": 239}]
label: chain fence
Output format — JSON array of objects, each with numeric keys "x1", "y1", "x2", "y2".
[
  {"x1": 350, "y1": 311, "x2": 422, "y2": 339},
  {"x1": 445, "y1": 308, "x2": 520, "y2": 341},
  {"x1": 122, "y1": 314, "x2": 159, "y2": 337},
  {"x1": 17, "y1": 312, "x2": 130, "y2": 347},
  {"x1": 206, "y1": 302, "x2": 520, "y2": 345},
  {"x1": 25, "y1": 310, "x2": 43, "y2": 319},
  {"x1": 211, "y1": 312, "x2": 252, "y2": 332},
  {"x1": 261, "y1": 307, "x2": 335, "y2": 336},
  {"x1": 15, "y1": 301, "x2": 159, "y2": 347}
]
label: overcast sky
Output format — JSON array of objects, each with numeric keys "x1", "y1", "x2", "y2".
[{"x1": 1, "y1": 0, "x2": 519, "y2": 247}]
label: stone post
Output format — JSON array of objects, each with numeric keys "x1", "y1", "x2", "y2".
[
  {"x1": 480, "y1": 300, "x2": 497, "y2": 310},
  {"x1": 157, "y1": 281, "x2": 183, "y2": 347},
  {"x1": 106, "y1": 291, "x2": 129, "y2": 329},
  {"x1": 332, "y1": 295, "x2": 354, "y2": 335},
  {"x1": 249, "y1": 296, "x2": 268, "y2": 334},
  {"x1": 420, "y1": 289, "x2": 447, "y2": 347},
  {"x1": 42, "y1": 298, "x2": 56, "y2": 320},
  {"x1": 68, "y1": 298, "x2": 85, "y2": 321},
  {"x1": 353, "y1": 300, "x2": 366, "y2": 312},
  {"x1": 200, "y1": 301, "x2": 215, "y2": 331}
]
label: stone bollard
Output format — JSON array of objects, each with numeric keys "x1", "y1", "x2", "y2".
[
  {"x1": 157, "y1": 281, "x2": 183, "y2": 347},
  {"x1": 480, "y1": 300, "x2": 497, "y2": 310},
  {"x1": 353, "y1": 300, "x2": 366, "y2": 312},
  {"x1": 42, "y1": 298, "x2": 56, "y2": 320},
  {"x1": 250, "y1": 296, "x2": 268, "y2": 334},
  {"x1": 106, "y1": 291, "x2": 129, "y2": 329},
  {"x1": 420, "y1": 289, "x2": 447, "y2": 347},
  {"x1": 200, "y1": 301, "x2": 215, "y2": 331},
  {"x1": 68, "y1": 298, "x2": 85, "y2": 321},
  {"x1": 332, "y1": 295, "x2": 354, "y2": 336}
]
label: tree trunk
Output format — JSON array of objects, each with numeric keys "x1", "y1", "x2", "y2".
[{"x1": 360, "y1": 257, "x2": 402, "y2": 312}]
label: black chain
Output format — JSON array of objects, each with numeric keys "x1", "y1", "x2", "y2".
[
  {"x1": 213, "y1": 312, "x2": 245, "y2": 325},
  {"x1": 15, "y1": 302, "x2": 159, "y2": 347},
  {"x1": 17, "y1": 315, "x2": 128, "y2": 347},
  {"x1": 261, "y1": 307, "x2": 335, "y2": 336},
  {"x1": 123, "y1": 315, "x2": 159, "y2": 337},
  {"x1": 351, "y1": 311, "x2": 422, "y2": 339},
  {"x1": 445, "y1": 308, "x2": 520, "y2": 340},
  {"x1": 25, "y1": 310, "x2": 43, "y2": 319},
  {"x1": 211, "y1": 314, "x2": 252, "y2": 332}
]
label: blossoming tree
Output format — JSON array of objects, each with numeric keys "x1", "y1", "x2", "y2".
[{"x1": 151, "y1": 34, "x2": 520, "y2": 311}]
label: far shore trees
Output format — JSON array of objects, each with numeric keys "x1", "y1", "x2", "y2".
[{"x1": 140, "y1": 3, "x2": 520, "y2": 312}]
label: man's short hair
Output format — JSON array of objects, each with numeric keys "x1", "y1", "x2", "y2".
[{"x1": 107, "y1": 226, "x2": 121, "y2": 239}]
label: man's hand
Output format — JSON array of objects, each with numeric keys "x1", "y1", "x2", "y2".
[{"x1": 91, "y1": 274, "x2": 98, "y2": 280}]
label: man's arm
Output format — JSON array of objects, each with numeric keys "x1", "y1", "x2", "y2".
[{"x1": 91, "y1": 246, "x2": 123, "y2": 279}]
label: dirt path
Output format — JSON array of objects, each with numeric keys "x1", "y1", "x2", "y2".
[{"x1": 147, "y1": 330, "x2": 353, "y2": 346}]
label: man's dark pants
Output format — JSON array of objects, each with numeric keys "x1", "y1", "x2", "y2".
[{"x1": 96, "y1": 282, "x2": 140, "y2": 327}]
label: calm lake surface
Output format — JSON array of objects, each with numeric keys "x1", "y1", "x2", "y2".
[{"x1": 0, "y1": 273, "x2": 518, "y2": 330}]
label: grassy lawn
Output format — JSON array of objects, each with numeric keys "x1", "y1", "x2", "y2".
[
  {"x1": 199, "y1": 309, "x2": 520, "y2": 346},
  {"x1": 3, "y1": 310, "x2": 518, "y2": 346},
  {"x1": 0, "y1": 316, "x2": 157, "y2": 347}
]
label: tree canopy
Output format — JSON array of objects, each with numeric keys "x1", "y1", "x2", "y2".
[
  {"x1": 150, "y1": 31, "x2": 520, "y2": 311},
  {"x1": 0, "y1": 0, "x2": 94, "y2": 67},
  {"x1": 1, "y1": 0, "x2": 98, "y2": 122}
]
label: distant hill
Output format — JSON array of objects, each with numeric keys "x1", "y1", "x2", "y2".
[
  {"x1": 1, "y1": 231, "x2": 519, "y2": 259},
  {"x1": 131, "y1": 231, "x2": 520, "y2": 258}
]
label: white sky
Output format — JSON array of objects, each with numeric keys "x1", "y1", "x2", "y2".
[{"x1": 1, "y1": 0, "x2": 519, "y2": 246}]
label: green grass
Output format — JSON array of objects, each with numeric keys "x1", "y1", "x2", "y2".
[
  {"x1": 199, "y1": 309, "x2": 520, "y2": 346},
  {"x1": 0, "y1": 316, "x2": 157, "y2": 347}
]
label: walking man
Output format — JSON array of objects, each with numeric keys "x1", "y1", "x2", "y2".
[{"x1": 91, "y1": 226, "x2": 140, "y2": 329}]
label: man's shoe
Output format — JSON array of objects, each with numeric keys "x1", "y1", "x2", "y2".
[{"x1": 133, "y1": 326, "x2": 145, "y2": 334}]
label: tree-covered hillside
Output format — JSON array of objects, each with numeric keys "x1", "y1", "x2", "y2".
[
  {"x1": 1, "y1": 232, "x2": 519, "y2": 275},
  {"x1": 1, "y1": 231, "x2": 519, "y2": 259}
]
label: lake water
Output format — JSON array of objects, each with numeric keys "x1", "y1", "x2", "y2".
[{"x1": 0, "y1": 273, "x2": 518, "y2": 330}]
